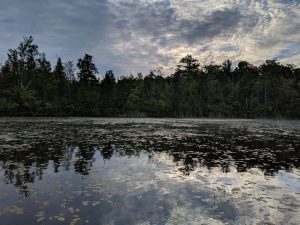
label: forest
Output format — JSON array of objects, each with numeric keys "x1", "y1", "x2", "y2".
[{"x1": 0, "y1": 36, "x2": 299, "y2": 118}]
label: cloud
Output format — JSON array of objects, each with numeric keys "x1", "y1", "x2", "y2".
[
  {"x1": 0, "y1": 0, "x2": 299, "y2": 75},
  {"x1": 110, "y1": 1, "x2": 243, "y2": 44}
]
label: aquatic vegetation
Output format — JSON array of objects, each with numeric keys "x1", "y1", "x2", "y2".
[{"x1": 0, "y1": 118, "x2": 299, "y2": 224}]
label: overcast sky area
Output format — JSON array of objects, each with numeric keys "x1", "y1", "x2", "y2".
[{"x1": 0, "y1": 0, "x2": 299, "y2": 76}]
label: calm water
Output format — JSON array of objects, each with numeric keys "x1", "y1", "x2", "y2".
[{"x1": 0, "y1": 118, "x2": 299, "y2": 225}]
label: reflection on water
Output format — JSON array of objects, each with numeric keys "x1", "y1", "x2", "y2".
[{"x1": 0, "y1": 118, "x2": 299, "y2": 225}]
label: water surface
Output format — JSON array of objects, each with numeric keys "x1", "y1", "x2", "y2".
[{"x1": 0, "y1": 118, "x2": 299, "y2": 225}]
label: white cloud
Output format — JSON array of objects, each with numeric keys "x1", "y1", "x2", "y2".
[{"x1": 0, "y1": 0, "x2": 299, "y2": 75}]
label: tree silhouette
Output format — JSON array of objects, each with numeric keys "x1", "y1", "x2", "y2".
[
  {"x1": 0, "y1": 37, "x2": 299, "y2": 118},
  {"x1": 77, "y1": 54, "x2": 98, "y2": 83}
]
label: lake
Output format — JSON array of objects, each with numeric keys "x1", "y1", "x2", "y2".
[{"x1": 0, "y1": 118, "x2": 299, "y2": 225}]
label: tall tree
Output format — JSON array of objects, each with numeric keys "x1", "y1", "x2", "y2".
[
  {"x1": 64, "y1": 61, "x2": 76, "y2": 82},
  {"x1": 54, "y1": 57, "x2": 65, "y2": 81},
  {"x1": 36, "y1": 53, "x2": 52, "y2": 101},
  {"x1": 5, "y1": 36, "x2": 39, "y2": 89},
  {"x1": 77, "y1": 54, "x2": 98, "y2": 83},
  {"x1": 100, "y1": 70, "x2": 116, "y2": 115},
  {"x1": 177, "y1": 55, "x2": 200, "y2": 74},
  {"x1": 54, "y1": 57, "x2": 66, "y2": 97}
]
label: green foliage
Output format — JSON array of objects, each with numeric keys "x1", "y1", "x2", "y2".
[{"x1": 0, "y1": 37, "x2": 299, "y2": 118}]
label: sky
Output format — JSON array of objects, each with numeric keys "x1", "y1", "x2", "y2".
[{"x1": 0, "y1": 0, "x2": 299, "y2": 76}]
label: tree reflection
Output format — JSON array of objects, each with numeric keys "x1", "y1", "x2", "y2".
[
  {"x1": 101, "y1": 144, "x2": 114, "y2": 160},
  {"x1": 0, "y1": 121, "x2": 299, "y2": 197}
]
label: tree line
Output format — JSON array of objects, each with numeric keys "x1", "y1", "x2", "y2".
[{"x1": 0, "y1": 36, "x2": 299, "y2": 118}]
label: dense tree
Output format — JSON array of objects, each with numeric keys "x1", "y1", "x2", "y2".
[{"x1": 0, "y1": 37, "x2": 299, "y2": 118}]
